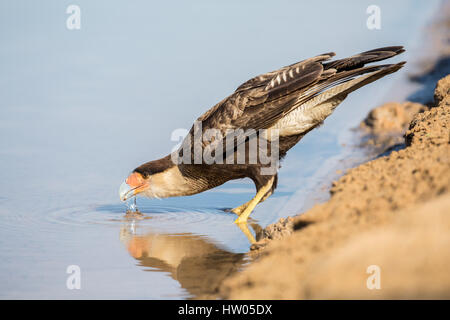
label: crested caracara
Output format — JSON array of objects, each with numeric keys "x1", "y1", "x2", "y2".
[{"x1": 119, "y1": 46, "x2": 405, "y2": 224}]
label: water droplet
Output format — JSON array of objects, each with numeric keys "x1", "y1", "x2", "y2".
[{"x1": 125, "y1": 198, "x2": 138, "y2": 211}]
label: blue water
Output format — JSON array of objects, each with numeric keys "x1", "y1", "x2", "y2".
[{"x1": 0, "y1": 0, "x2": 440, "y2": 299}]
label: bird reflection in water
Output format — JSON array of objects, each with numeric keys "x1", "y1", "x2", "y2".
[{"x1": 119, "y1": 218, "x2": 262, "y2": 298}]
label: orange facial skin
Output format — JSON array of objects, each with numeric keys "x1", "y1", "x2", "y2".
[
  {"x1": 126, "y1": 172, "x2": 145, "y2": 188},
  {"x1": 126, "y1": 172, "x2": 149, "y2": 194},
  {"x1": 120, "y1": 172, "x2": 150, "y2": 201}
]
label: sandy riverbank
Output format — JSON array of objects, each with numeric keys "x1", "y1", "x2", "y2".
[
  {"x1": 219, "y1": 72, "x2": 450, "y2": 299},
  {"x1": 216, "y1": 3, "x2": 450, "y2": 299}
]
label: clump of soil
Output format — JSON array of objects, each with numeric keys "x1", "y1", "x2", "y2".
[
  {"x1": 359, "y1": 101, "x2": 428, "y2": 153},
  {"x1": 220, "y1": 75, "x2": 450, "y2": 299},
  {"x1": 251, "y1": 217, "x2": 295, "y2": 251}
]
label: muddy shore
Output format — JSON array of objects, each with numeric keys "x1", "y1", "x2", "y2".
[{"x1": 219, "y1": 73, "x2": 450, "y2": 299}]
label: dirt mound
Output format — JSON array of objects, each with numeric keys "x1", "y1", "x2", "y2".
[
  {"x1": 220, "y1": 75, "x2": 450, "y2": 299},
  {"x1": 359, "y1": 101, "x2": 428, "y2": 152},
  {"x1": 362, "y1": 101, "x2": 428, "y2": 134}
]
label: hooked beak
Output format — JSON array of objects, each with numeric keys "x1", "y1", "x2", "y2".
[{"x1": 119, "y1": 172, "x2": 149, "y2": 202}]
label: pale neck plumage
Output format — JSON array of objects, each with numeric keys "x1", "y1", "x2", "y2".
[{"x1": 142, "y1": 165, "x2": 204, "y2": 199}]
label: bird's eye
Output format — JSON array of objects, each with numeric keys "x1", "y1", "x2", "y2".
[{"x1": 134, "y1": 170, "x2": 149, "y2": 179}]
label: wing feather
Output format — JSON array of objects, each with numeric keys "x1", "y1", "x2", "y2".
[{"x1": 178, "y1": 47, "x2": 404, "y2": 162}]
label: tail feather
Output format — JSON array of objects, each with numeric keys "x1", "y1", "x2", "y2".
[
  {"x1": 323, "y1": 46, "x2": 405, "y2": 71},
  {"x1": 273, "y1": 61, "x2": 406, "y2": 136},
  {"x1": 294, "y1": 61, "x2": 405, "y2": 109}
]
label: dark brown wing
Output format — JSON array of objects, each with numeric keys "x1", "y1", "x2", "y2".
[
  {"x1": 197, "y1": 53, "x2": 334, "y2": 134},
  {"x1": 178, "y1": 47, "x2": 404, "y2": 162},
  {"x1": 234, "y1": 52, "x2": 335, "y2": 92}
]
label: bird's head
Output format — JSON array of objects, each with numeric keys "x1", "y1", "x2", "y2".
[
  {"x1": 119, "y1": 171, "x2": 150, "y2": 202},
  {"x1": 119, "y1": 156, "x2": 176, "y2": 201}
]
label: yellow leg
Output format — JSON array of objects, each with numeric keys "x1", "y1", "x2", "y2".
[
  {"x1": 231, "y1": 190, "x2": 273, "y2": 216},
  {"x1": 234, "y1": 177, "x2": 275, "y2": 224},
  {"x1": 260, "y1": 190, "x2": 273, "y2": 202},
  {"x1": 230, "y1": 200, "x2": 252, "y2": 215},
  {"x1": 236, "y1": 223, "x2": 256, "y2": 244}
]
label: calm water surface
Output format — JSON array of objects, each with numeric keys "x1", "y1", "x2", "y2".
[{"x1": 0, "y1": 0, "x2": 440, "y2": 298}]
